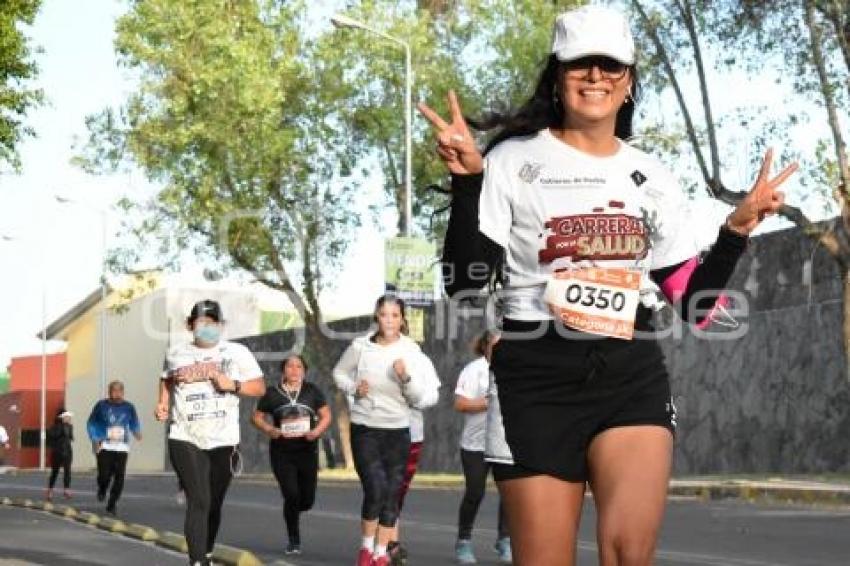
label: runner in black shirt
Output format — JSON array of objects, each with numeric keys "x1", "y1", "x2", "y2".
[{"x1": 253, "y1": 354, "x2": 331, "y2": 556}]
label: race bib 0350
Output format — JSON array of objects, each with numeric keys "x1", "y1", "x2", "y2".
[{"x1": 544, "y1": 267, "x2": 641, "y2": 340}]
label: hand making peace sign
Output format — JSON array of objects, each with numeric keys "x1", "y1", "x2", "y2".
[
  {"x1": 417, "y1": 90, "x2": 483, "y2": 176},
  {"x1": 726, "y1": 149, "x2": 798, "y2": 236}
]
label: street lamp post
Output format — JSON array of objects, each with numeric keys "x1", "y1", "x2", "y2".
[
  {"x1": 331, "y1": 14, "x2": 413, "y2": 236},
  {"x1": 1, "y1": 234, "x2": 47, "y2": 469},
  {"x1": 55, "y1": 196, "x2": 108, "y2": 396}
]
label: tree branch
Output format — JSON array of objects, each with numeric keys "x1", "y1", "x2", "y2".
[
  {"x1": 678, "y1": 0, "x2": 722, "y2": 190},
  {"x1": 805, "y1": 0, "x2": 850, "y2": 193},
  {"x1": 631, "y1": 0, "x2": 712, "y2": 194}
]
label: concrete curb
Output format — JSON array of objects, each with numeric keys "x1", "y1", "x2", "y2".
[
  {"x1": 97, "y1": 516, "x2": 127, "y2": 534},
  {"x1": 124, "y1": 523, "x2": 159, "y2": 542},
  {"x1": 156, "y1": 531, "x2": 188, "y2": 554},
  {"x1": 668, "y1": 480, "x2": 850, "y2": 506},
  {"x1": 76, "y1": 511, "x2": 100, "y2": 526},
  {"x1": 1, "y1": 499, "x2": 265, "y2": 565},
  {"x1": 211, "y1": 544, "x2": 263, "y2": 566},
  {"x1": 49, "y1": 504, "x2": 78, "y2": 518}
]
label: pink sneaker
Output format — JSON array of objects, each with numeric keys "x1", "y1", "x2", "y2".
[
  {"x1": 356, "y1": 548, "x2": 373, "y2": 566},
  {"x1": 371, "y1": 555, "x2": 389, "y2": 566}
]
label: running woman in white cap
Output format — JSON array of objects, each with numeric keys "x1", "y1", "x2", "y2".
[{"x1": 420, "y1": 5, "x2": 797, "y2": 565}]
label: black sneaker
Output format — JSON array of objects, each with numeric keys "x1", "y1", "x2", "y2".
[
  {"x1": 96, "y1": 489, "x2": 106, "y2": 502},
  {"x1": 387, "y1": 541, "x2": 407, "y2": 565},
  {"x1": 285, "y1": 542, "x2": 301, "y2": 555},
  {"x1": 105, "y1": 505, "x2": 117, "y2": 516}
]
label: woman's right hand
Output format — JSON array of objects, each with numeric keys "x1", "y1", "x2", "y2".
[
  {"x1": 418, "y1": 90, "x2": 483, "y2": 176},
  {"x1": 267, "y1": 427, "x2": 282, "y2": 440},
  {"x1": 354, "y1": 379, "x2": 370, "y2": 399},
  {"x1": 154, "y1": 403, "x2": 169, "y2": 422}
]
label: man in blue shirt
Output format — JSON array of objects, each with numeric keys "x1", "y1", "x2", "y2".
[{"x1": 87, "y1": 380, "x2": 141, "y2": 515}]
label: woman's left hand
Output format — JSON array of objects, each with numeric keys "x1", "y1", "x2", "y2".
[
  {"x1": 393, "y1": 359, "x2": 408, "y2": 382},
  {"x1": 210, "y1": 372, "x2": 235, "y2": 393},
  {"x1": 726, "y1": 148, "x2": 798, "y2": 236}
]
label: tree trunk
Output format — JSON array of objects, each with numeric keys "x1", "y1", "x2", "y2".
[
  {"x1": 844, "y1": 270, "x2": 850, "y2": 382},
  {"x1": 305, "y1": 320, "x2": 354, "y2": 469}
]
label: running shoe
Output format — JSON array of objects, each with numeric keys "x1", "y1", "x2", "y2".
[
  {"x1": 45, "y1": 489, "x2": 53, "y2": 502},
  {"x1": 455, "y1": 539, "x2": 477, "y2": 564},
  {"x1": 285, "y1": 542, "x2": 301, "y2": 555},
  {"x1": 357, "y1": 547, "x2": 373, "y2": 566},
  {"x1": 62, "y1": 489, "x2": 72, "y2": 500},
  {"x1": 96, "y1": 488, "x2": 106, "y2": 502},
  {"x1": 494, "y1": 537, "x2": 512, "y2": 564},
  {"x1": 105, "y1": 504, "x2": 117, "y2": 516},
  {"x1": 387, "y1": 541, "x2": 407, "y2": 565},
  {"x1": 371, "y1": 555, "x2": 390, "y2": 566}
]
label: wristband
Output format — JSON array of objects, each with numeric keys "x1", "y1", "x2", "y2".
[{"x1": 232, "y1": 380, "x2": 241, "y2": 395}]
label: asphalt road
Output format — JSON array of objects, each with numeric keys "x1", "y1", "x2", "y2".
[{"x1": 2, "y1": 472, "x2": 850, "y2": 565}]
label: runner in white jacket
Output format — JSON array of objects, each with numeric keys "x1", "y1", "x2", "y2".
[{"x1": 334, "y1": 294, "x2": 440, "y2": 566}]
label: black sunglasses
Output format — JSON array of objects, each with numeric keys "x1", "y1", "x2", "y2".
[{"x1": 563, "y1": 56, "x2": 629, "y2": 80}]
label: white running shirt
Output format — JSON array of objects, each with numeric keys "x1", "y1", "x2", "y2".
[
  {"x1": 479, "y1": 129, "x2": 699, "y2": 321},
  {"x1": 454, "y1": 356, "x2": 490, "y2": 452},
  {"x1": 163, "y1": 341, "x2": 262, "y2": 450}
]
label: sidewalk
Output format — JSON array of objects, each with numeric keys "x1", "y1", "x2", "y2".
[{"x1": 0, "y1": 504, "x2": 185, "y2": 566}]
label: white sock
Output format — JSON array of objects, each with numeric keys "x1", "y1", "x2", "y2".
[
  {"x1": 374, "y1": 544, "x2": 387, "y2": 558},
  {"x1": 361, "y1": 536, "x2": 375, "y2": 551}
]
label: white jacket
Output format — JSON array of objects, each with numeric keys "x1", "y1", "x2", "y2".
[{"x1": 334, "y1": 334, "x2": 440, "y2": 430}]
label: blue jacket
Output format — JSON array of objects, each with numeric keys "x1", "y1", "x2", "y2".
[{"x1": 87, "y1": 400, "x2": 140, "y2": 444}]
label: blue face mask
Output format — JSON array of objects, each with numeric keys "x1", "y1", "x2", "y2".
[{"x1": 194, "y1": 324, "x2": 221, "y2": 345}]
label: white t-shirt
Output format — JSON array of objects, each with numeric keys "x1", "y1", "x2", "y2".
[
  {"x1": 479, "y1": 129, "x2": 700, "y2": 321},
  {"x1": 454, "y1": 357, "x2": 490, "y2": 452},
  {"x1": 0, "y1": 425, "x2": 8, "y2": 445},
  {"x1": 162, "y1": 341, "x2": 263, "y2": 450}
]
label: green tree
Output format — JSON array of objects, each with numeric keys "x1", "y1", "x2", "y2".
[
  {"x1": 327, "y1": 0, "x2": 581, "y2": 237},
  {"x1": 76, "y1": 0, "x2": 371, "y2": 466},
  {"x1": 0, "y1": 0, "x2": 42, "y2": 173}
]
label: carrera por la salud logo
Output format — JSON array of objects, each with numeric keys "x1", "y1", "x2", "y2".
[{"x1": 539, "y1": 201, "x2": 650, "y2": 264}]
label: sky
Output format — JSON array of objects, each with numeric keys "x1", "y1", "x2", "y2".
[{"x1": 0, "y1": 0, "x2": 828, "y2": 369}]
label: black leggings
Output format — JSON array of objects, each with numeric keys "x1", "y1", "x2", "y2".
[
  {"x1": 270, "y1": 447, "x2": 318, "y2": 544},
  {"x1": 458, "y1": 449, "x2": 508, "y2": 540},
  {"x1": 168, "y1": 440, "x2": 234, "y2": 562},
  {"x1": 351, "y1": 424, "x2": 410, "y2": 527},
  {"x1": 48, "y1": 453, "x2": 72, "y2": 489},
  {"x1": 96, "y1": 450, "x2": 128, "y2": 508}
]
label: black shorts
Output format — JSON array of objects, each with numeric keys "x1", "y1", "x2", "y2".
[{"x1": 490, "y1": 319, "x2": 676, "y2": 483}]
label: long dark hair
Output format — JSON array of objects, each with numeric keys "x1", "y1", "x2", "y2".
[{"x1": 470, "y1": 54, "x2": 640, "y2": 155}]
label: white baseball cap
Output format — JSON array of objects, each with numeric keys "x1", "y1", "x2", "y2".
[
  {"x1": 551, "y1": 5, "x2": 635, "y2": 65},
  {"x1": 59, "y1": 411, "x2": 73, "y2": 419}
]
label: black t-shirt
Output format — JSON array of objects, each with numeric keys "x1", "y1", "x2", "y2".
[{"x1": 256, "y1": 381, "x2": 327, "y2": 452}]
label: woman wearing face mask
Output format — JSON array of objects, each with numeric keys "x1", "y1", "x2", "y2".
[
  {"x1": 333, "y1": 294, "x2": 440, "y2": 566},
  {"x1": 252, "y1": 354, "x2": 332, "y2": 556},
  {"x1": 156, "y1": 299, "x2": 266, "y2": 566},
  {"x1": 419, "y1": 5, "x2": 797, "y2": 565}
]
